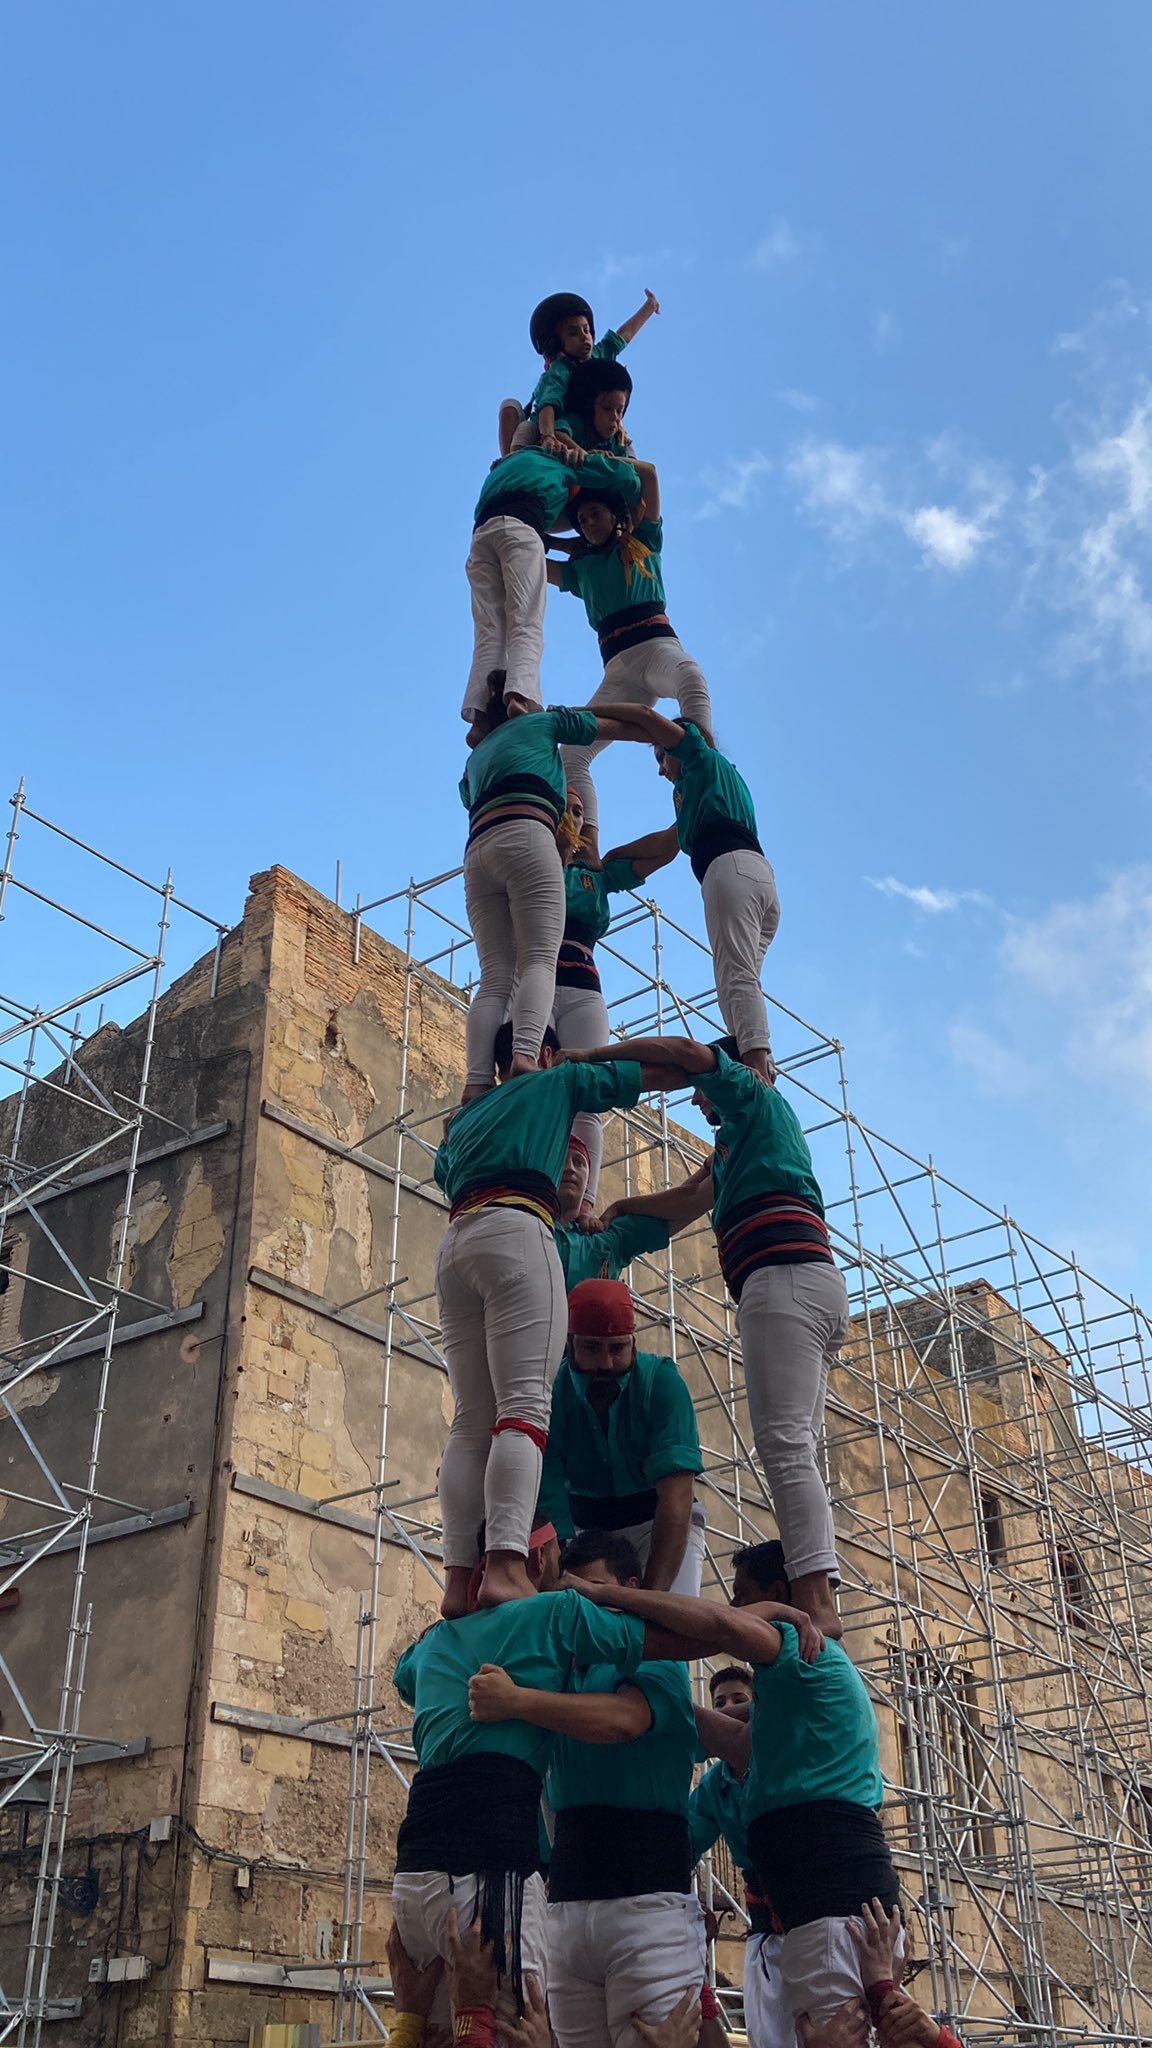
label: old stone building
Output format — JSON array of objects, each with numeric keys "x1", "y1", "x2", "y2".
[{"x1": 2, "y1": 863, "x2": 1151, "y2": 2045}]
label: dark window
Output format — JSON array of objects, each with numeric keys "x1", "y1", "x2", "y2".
[
  {"x1": 1051, "y1": 1543, "x2": 1090, "y2": 1630},
  {"x1": 980, "y1": 1488, "x2": 1006, "y2": 1564}
]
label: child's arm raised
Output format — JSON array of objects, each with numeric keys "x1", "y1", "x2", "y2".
[{"x1": 617, "y1": 288, "x2": 661, "y2": 345}]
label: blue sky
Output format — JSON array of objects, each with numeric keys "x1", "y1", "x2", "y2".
[{"x1": 4, "y1": 5, "x2": 1151, "y2": 1306}]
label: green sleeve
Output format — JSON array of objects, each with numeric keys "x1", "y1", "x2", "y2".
[
  {"x1": 558, "y1": 560, "x2": 583, "y2": 597},
  {"x1": 669, "y1": 720, "x2": 709, "y2": 764},
  {"x1": 578, "y1": 452, "x2": 641, "y2": 509},
  {"x1": 459, "y1": 772, "x2": 471, "y2": 809},
  {"x1": 433, "y1": 1142, "x2": 450, "y2": 1193},
  {"x1": 643, "y1": 1363, "x2": 703, "y2": 1483},
  {"x1": 596, "y1": 329, "x2": 626, "y2": 359},
  {"x1": 633, "y1": 517, "x2": 663, "y2": 551},
  {"x1": 567, "y1": 1058, "x2": 643, "y2": 1116},
  {"x1": 604, "y1": 1214, "x2": 672, "y2": 1266},
  {"x1": 548, "y1": 706, "x2": 600, "y2": 748},
  {"x1": 393, "y1": 1639, "x2": 420, "y2": 1707},
  {"x1": 694, "y1": 1047, "x2": 764, "y2": 1119},
  {"x1": 628, "y1": 1664, "x2": 695, "y2": 1742},
  {"x1": 558, "y1": 1591, "x2": 646, "y2": 1674},
  {"x1": 600, "y1": 855, "x2": 641, "y2": 896},
  {"x1": 688, "y1": 1770, "x2": 724, "y2": 1861},
  {"x1": 534, "y1": 355, "x2": 576, "y2": 414}
]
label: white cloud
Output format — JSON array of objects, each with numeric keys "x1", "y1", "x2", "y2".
[
  {"x1": 695, "y1": 452, "x2": 772, "y2": 520},
  {"x1": 870, "y1": 876, "x2": 993, "y2": 915},
  {"x1": 788, "y1": 438, "x2": 1002, "y2": 570},
  {"x1": 749, "y1": 218, "x2": 798, "y2": 270},
  {"x1": 1025, "y1": 389, "x2": 1152, "y2": 669},
  {"x1": 777, "y1": 387, "x2": 819, "y2": 414},
  {"x1": 1000, "y1": 868, "x2": 1152, "y2": 1092}
]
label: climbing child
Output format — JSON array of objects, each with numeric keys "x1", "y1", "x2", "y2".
[
  {"x1": 546, "y1": 461, "x2": 714, "y2": 858},
  {"x1": 498, "y1": 288, "x2": 660, "y2": 456},
  {"x1": 463, "y1": 446, "x2": 642, "y2": 726}
]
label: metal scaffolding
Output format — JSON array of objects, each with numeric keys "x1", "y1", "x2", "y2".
[
  {"x1": 2, "y1": 791, "x2": 1152, "y2": 2044},
  {"x1": 0, "y1": 782, "x2": 228, "y2": 2046}
]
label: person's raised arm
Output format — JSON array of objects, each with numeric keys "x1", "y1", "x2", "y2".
[
  {"x1": 601, "y1": 1163, "x2": 715, "y2": 1232},
  {"x1": 617, "y1": 287, "x2": 661, "y2": 346},
  {"x1": 563, "y1": 1034, "x2": 719, "y2": 1078},
  {"x1": 468, "y1": 1663, "x2": 652, "y2": 1744},
  {"x1": 631, "y1": 458, "x2": 662, "y2": 522},
  {"x1": 644, "y1": 1472, "x2": 695, "y2": 1590},
  {"x1": 564, "y1": 1577, "x2": 793, "y2": 1667},
  {"x1": 546, "y1": 559, "x2": 567, "y2": 588},
  {"x1": 596, "y1": 703, "x2": 685, "y2": 751},
  {"x1": 603, "y1": 824, "x2": 679, "y2": 872},
  {"x1": 694, "y1": 1702, "x2": 752, "y2": 1774}
]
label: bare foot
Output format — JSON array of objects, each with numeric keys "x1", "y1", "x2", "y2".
[
  {"x1": 791, "y1": 1570, "x2": 843, "y2": 1640},
  {"x1": 504, "y1": 693, "x2": 535, "y2": 719},
  {"x1": 509, "y1": 1054, "x2": 539, "y2": 1079},
  {"x1": 461, "y1": 1081, "x2": 494, "y2": 1104},
  {"x1": 440, "y1": 1565, "x2": 475, "y2": 1620},
  {"x1": 478, "y1": 1553, "x2": 536, "y2": 1605}
]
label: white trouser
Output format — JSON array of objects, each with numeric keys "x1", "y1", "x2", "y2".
[
  {"x1": 737, "y1": 1262, "x2": 850, "y2": 1581},
  {"x1": 744, "y1": 1932, "x2": 796, "y2": 2048},
  {"x1": 560, "y1": 637, "x2": 714, "y2": 833},
  {"x1": 549, "y1": 1892, "x2": 707, "y2": 2048},
  {"x1": 779, "y1": 1918, "x2": 904, "y2": 2031},
  {"x1": 464, "y1": 822, "x2": 565, "y2": 1088},
  {"x1": 511, "y1": 411, "x2": 541, "y2": 451},
  {"x1": 436, "y1": 1210, "x2": 568, "y2": 1564},
  {"x1": 392, "y1": 1869, "x2": 549, "y2": 2038},
  {"x1": 573, "y1": 1502, "x2": 706, "y2": 1596},
  {"x1": 463, "y1": 516, "x2": 547, "y2": 716},
  {"x1": 701, "y1": 850, "x2": 780, "y2": 1057},
  {"x1": 551, "y1": 983, "x2": 612, "y2": 1203}
]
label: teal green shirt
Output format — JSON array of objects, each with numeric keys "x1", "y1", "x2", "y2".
[
  {"x1": 562, "y1": 856, "x2": 639, "y2": 942},
  {"x1": 689, "y1": 1759, "x2": 753, "y2": 1871},
  {"x1": 434, "y1": 1061, "x2": 643, "y2": 1205},
  {"x1": 547, "y1": 1657, "x2": 697, "y2": 1815},
  {"x1": 669, "y1": 722, "x2": 759, "y2": 856},
  {"x1": 560, "y1": 519, "x2": 666, "y2": 631},
  {"x1": 393, "y1": 1589, "x2": 645, "y2": 1774},
  {"x1": 474, "y1": 446, "x2": 639, "y2": 531},
  {"x1": 532, "y1": 329, "x2": 626, "y2": 416},
  {"x1": 697, "y1": 1047, "x2": 824, "y2": 1227},
  {"x1": 459, "y1": 707, "x2": 599, "y2": 821},
  {"x1": 538, "y1": 1349, "x2": 702, "y2": 1537},
  {"x1": 554, "y1": 1213, "x2": 672, "y2": 1292},
  {"x1": 744, "y1": 1623, "x2": 884, "y2": 1820}
]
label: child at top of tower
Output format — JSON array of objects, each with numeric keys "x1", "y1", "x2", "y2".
[{"x1": 498, "y1": 287, "x2": 659, "y2": 456}]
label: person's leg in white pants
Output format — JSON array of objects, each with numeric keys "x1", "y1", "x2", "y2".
[
  {"x1": 392, "y1": 1868, "x2": 549, "y2": 2037},
  {"x1": 744, "y1": 1932, "x2": 797, "y2": 2048},
  {"x1": 701, "y1": 850, "x2": 781, "y2": 1056},
  {"x1": 778, "y1": 1918, "x2": 904, "y2": 2044},
  {"x1": 560, "y1": 637, "x2": 714, "y2": 835},
  {"x1": 464, "y1": 822, "x2": 565, "y2": 1088},
  {"x1": 552, "y1": 983, "x2": 612, "y2": 1204},
  {"x1": 436, "y1": 1209, "x2": 568, "y2": 1570},
  {"x1": 549, "y1": 1894, "x2": 707, "y2": 2048},
  {"x1": 462, "y1": 517, "x2": 547, "y2": 718},
  {"x1": 737, "y1": 1261, "x2": 850, "y2": 1591}
]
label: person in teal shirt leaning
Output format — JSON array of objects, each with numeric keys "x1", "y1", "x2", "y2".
[
  {"x1": 537, "y1": 1277, "x2": 706, "y2": 1594},
  {"x1": 466, "y1": 1529, "x2": 784, "y2": 2048},
  {"x1": 553, "y1": 1034, "x2": 851, "y2": 1640},
  {"x1": 545, "y1": 454, "x2": 714, "y2": 859},
  {"x1": 463, "y1": 445, "x2": 641, "y2": 730},
  {"x1": 433, "y1": 1029, "x2": 704, "y2": 1617}
]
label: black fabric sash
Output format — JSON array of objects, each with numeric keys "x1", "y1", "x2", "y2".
[
  {"x1": 571, "y1": 1487, "x2": 658, "y2": 1530},
  {"x1": 746, "y1": 1799, "x2": 897, "y2": 1931},
  {"x1": 395, "y1": 1754, "x2": 543, "y2": 1877},
  {"x1": 690, "y1": 820, "x2": 764, "y2": 885},
  {"x1": 556, "y1": 927, "x2": 601, "y2": 992},
  {"x1": 450, "y1": 1169, "x2": 560, "y2": 1224},
  {"x1": 474, "y1": 492, "x2": 549, "y2": 537},
  {"x1": 467, "y1": 773, "x2": 562, "y2": 848},
  {"x1": 598, "y1": 600, "x2": 678, "y2": 661},
  {"x1": 549, "y1": 1805, "x2": 693, "y2": 1901}
]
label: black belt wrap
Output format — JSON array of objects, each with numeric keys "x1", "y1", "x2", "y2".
[
  {"x1": 475, "y1": 492, "x2": 549, "y2": 538},
  {"x1": 467, "y1": 774, "x2": 562, "y2": 847},
  {"x1": 571, "y1": 1488, "x2": 658, "y2": 1530},
  {"x1": 598, "y1": 601, "x2": 677, "y2": 661},
  {"x1": 450, "y1": 1170, "x2": 560, "y2": 1224},
  {"x1": 556, "y1": 926, "x2": 601, "y2": 991},
  {"x1": 549, "y1": 1805, "x2": 693, "y2": 1900},
  {"x1": 690, "y1": 820, "x2": 764, "y2": 884},
  {"x1": 746, "y1": 1799, "x2": 897, "y2": 1931},
  {"x1": 396, "y1": 1755, "x2": 544, "y2": 2014}
]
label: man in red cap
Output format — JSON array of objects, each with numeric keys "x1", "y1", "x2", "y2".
[{"x1": 538, "y1": 1277, "x2": 705, "y2": 1593}]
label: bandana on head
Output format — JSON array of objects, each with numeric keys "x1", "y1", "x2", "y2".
[{"x1": 568, "y1": 1278, "x2": 635, "y2": 1337}]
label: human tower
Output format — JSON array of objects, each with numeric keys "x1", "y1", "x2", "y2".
[{"x1": 386, "y1": 295, "x2": 959, "y2": 2048}]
